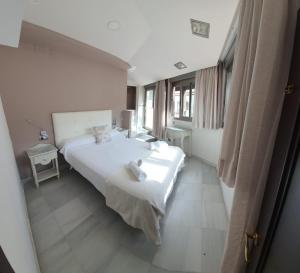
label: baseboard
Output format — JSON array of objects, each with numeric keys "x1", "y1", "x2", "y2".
[
  {"x1": 192, "y1": 155, "x2": 217, "y2": 168},
  {"x1": 21, "y1": 177, "x2": 33, "y2": 184}
]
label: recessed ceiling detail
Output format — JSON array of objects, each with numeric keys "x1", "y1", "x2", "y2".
[
  {"x1": 174, "y1": 62, "x2": 187, "y2": 70},
  {"x1": 190, "y1": 19, "x2": 210, "y2": 38}
]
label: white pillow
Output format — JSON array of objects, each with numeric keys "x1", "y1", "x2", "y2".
[
  {"x1": 96, "y1": 129, "x2": 126, "y2": 144},
  {"x1": 93, "y1": 125, "x2": 109, "y2": 144},
  {"x1": 110, "y1": 129, "x2": 126, "y2": 141},
  {"x1": 60, "y1": 135, "x2": 95, "y2": 155}
]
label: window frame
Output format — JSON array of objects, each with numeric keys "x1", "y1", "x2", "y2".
[
  {"x1": 143, "y1": 85, "x2": 155, "y2": 131},
  {"x1": 172, "y1": 78, "x2": 195, "y2": 122}
]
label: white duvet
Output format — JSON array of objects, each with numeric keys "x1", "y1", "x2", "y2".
[{"x1": 61, "y1": 134, "x2": 185, "y2": 243}]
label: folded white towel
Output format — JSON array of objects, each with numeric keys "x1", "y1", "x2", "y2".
[
  {"x1": 149, "y1": 141, "x2": 168, "y2": 152},
  {"x1": 137, "y1": 159, "x2": 143, "y2": 167},
  {"x1": 127, "y1": 161, "x2": 147, "y2": 181}
]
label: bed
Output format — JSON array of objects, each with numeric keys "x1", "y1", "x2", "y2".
[{"x1": 52, "y1": 110, "x2": 185, "y2": 244}]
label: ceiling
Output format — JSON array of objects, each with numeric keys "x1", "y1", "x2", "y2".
[{"x1": 24, "y1": 0, "x2": 238, "y2": 86}]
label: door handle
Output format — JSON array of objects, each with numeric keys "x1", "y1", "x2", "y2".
[
  {"x1": 244, "y1": 232, "x2": 259, "y2": 263},
  {"x1": 284, "y1": 84, "x2": 294, "y2": 94}
]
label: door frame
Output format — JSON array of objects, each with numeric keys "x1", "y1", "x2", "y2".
[
  {"x1": 246, "y1": 9, "x2": 300, "y2": 273},
  {"x1": 0, "y1": 247, "x2": 15, "y2": 273}
]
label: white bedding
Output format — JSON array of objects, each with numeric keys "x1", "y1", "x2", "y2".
[{"x1": 61, "y1": 135, "x2": 185, "y2": 243}]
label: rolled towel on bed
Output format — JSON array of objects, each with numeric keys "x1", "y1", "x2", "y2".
[
  {"x1": 137, "y1": 159, "x2": 143, "y2": 167},
  {"x1": 127, "y1": 161, "x2": 147, "y2": 181},
  {"x1": 149, "y1": 141, "x2": 168, "y2": 152}
]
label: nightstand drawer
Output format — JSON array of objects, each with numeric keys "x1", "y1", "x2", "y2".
[{"x1": 32, "y1": 152, "x2": 57, "y2": 165}]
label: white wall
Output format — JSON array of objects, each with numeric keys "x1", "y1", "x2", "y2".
[
  {"x1": 0, "y1": 0, "x2": 24, "y2": 47},
  {"x1": 220, "y1": 182, "x2": 234, "y2": 217},
  {"x1": 173, "y1": 120, "x2": 223, "y2": 166},
  {"x1": 0, "y1": 97, "x2": 40, "y2": 273}
]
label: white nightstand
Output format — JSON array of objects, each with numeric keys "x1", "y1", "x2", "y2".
[
  {"x1": 26, "y1": 144, "x2": 60, "y2": 188},
  {"x1": 166, "y1": 126, "x2": 192, "y2": 157}
]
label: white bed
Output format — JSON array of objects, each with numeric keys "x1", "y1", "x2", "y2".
[{"x1": 52, "y1": 110, "x2": 185, "y2": 244}]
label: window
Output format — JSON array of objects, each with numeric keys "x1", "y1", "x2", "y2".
[
  {"x1": 144, "y1": 87, "x2": 155, "y2": 130},
  {"x1": 172, "y1": 79, "x2": 195, "y2": 121}
]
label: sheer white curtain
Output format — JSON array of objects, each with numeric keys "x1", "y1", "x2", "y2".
[
  {"x1": 218, "y1": 0, "x2": 295, "y2": 272},
  {"x1": 193, "y1": 64, "x2": 225, "y2": 129}
]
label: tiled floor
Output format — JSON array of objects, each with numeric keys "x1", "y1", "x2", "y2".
[{"x1": 24, "y1": 157, "x2": 228, "y2": 273}]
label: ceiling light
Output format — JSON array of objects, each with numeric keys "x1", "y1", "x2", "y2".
[
  {"x1": 174, "y1": 62, "x2": 187, "y2": 70},
  {"x1": 190, "y1": 19, "x2": 210, "y2": 38},
  {"x1": 107, "y1": 20, "x2": 121, "y2": 31}
]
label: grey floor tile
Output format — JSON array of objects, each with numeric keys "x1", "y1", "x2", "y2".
[
  {"x1": 43, "y1": 185, "x2": 78, "y2": 211},
  {"x1": 65, "y1": 214, "x2": 101, "y2": 249},
  {"x1": 24, "y1": 181, "x2": 42, "y2": 204},
  {"x1": 92, "y1": 205, "x2": 120, "y2": 228},
  {"x1": 174, "y1": 182, "x2": 202, "y2": 201},
  {"x1": 149, "y1": 265, "x2": 188, "y2": 273},
  {"x1": 164, "y1": 199, "x2": 202, "y2": 228},
  {"x1": 32, "y1": 214, "x2": 64, "y2": 254},
  {"x1": 200, "y1": 164, "x2": 220, "y2": 186},
  {"x1": 153, "y1": 224, "x2": 189, "y2": 271},
  {"x1": 27, "y1": 196, "x2": 51, "y2": 224},
  {"x1": 53, "y1": 197, "x2": 92, "y2": 236},
  {"x1": 121, "y1": 227, "x2": 158, "y2": 263},
  {"x1": 202, "y1": 184, "x2": 223, "y2": 203},
  {"x1": 102, "y1": 247, "x2": 151, "y2": 273},
  {"x1": 201, "y1": 229, "x2": 226, "y2": 273},
  {"x1": 39, "y1": 177, "x2": 66, "y2": 196},
  {"x1": 39, "y1": 240, "x2": 84, "y2": 273},
  {"x1": 178, "y1": 168, "x2": 199, "y2": 184},
  {"x1": 73, "y1": 221, "x2": 125, "y2": 273},
  {"x1": 43, "y1": 172, "x2": 90, "y2": 211},
  {"x1": 182, "y1": 227, "x2": 203, "y2": 272},
  {"x1": 78, "y1": 186, "x2": 106, "y2": 213},
  {"x1": 148, "y1": 266, "x2": 170, "y2": 273},
  {"x1": 201, "y1": 202, "x2": 228, "y2": 231}
]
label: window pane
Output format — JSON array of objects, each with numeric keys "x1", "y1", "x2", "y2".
[
  {"x1": 191, "y1": 88, "x2": 195, "y2": 117},
  {"x1": 145, "y1": 90, "x2": 154, "y2": 129},
  {"x1": 182, "y1": 87, "x2": 190, "y2": 118},
  {"x1": 173, "y1": 87, "x2": 181, "y2": 118}
]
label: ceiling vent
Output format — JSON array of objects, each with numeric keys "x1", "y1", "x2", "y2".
[
  {"x1": 190, "y1": 19, "x2": 210, "y2": 38},
  {"x1": 174, "y1": 62, "x2": 187, "y2": 70}
]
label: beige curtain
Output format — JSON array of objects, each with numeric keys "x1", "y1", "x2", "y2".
[
  {"x1": 218, "y1": 0, "x2": 296, "y2": 272},
  {"x1": 193, "y1": 63, "x2": 225, "y2": 129},
  {"x1": 166, "y1": 79, "x2": 173, "y2": 127},
  {"x1": 153, "y1": 80, "x2": 166, "y2": 139}
]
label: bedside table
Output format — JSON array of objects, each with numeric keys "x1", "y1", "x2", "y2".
[{"x1": 26, "y1": 144, "x2": 60, "y2": 188}]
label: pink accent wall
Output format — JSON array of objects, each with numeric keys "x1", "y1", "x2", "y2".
[{"x1": 0, "y1": 22, "x2": 128, "y2": 179}]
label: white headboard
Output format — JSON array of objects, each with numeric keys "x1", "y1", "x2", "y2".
[{"x1": 52, "y1": 110, "x2": 112, "y2": 148}]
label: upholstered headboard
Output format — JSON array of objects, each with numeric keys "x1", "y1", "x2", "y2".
[{"x1": 52, "y1": 110, "x2": 112, "y2": 148}]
